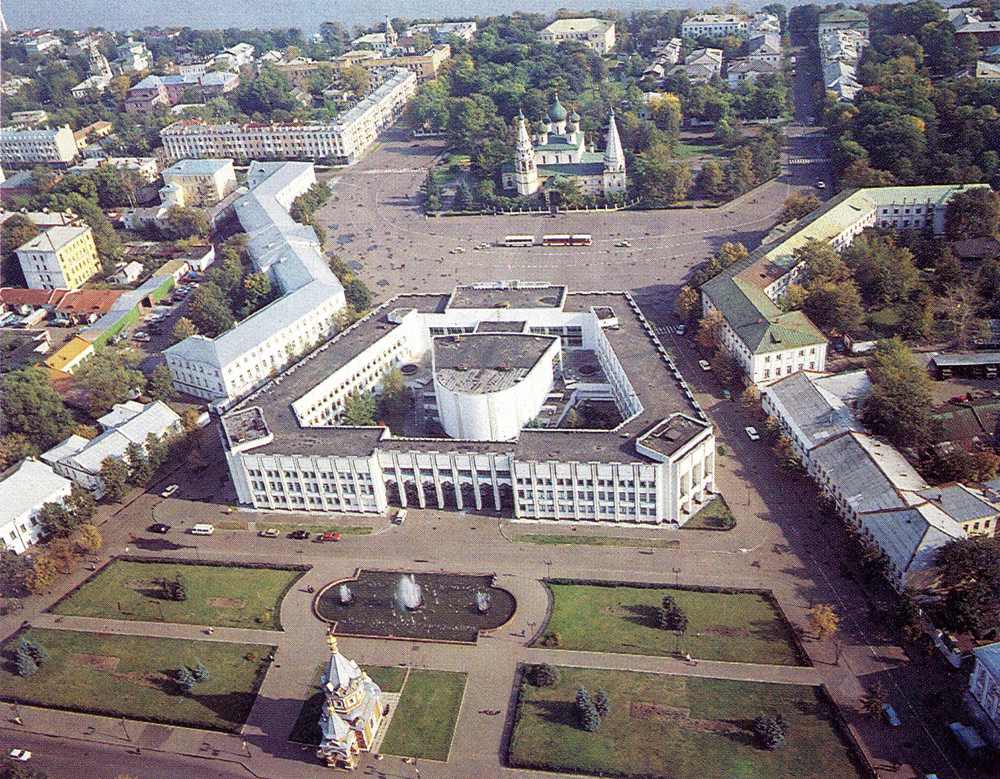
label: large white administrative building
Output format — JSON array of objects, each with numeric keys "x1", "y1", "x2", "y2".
[
  {"x1": 160, "y1": 68, "x2": 416, "y2": 165},
  {"x1": 218, "y1": 281, "x2": 716, "y2": 526},
  {"x1": 701, "y1": 184, "x2": 987, "y2": 386},
  {"x1": 164, "y1": 161, "x2": 346, "y2": 400}
]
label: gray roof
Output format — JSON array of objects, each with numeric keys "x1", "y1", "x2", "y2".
[
  {"x1": 447, "y1": 284, "x2": 566, "y2": 310},
  {"x1": 763, "y1": 372, "x2": 861, "y2": 450},
  {"x1": 860, "y1": 503, "x2": 963, "y2": 577},
  {"x1": 930, "y1": 352, "x2": 1000, "y2": 368},
  {"x1": 433, "y1": 333, "x2": 556, "y2": 394},
  {"x1": 973, "y1": 641, "x2": 1000, "y2": 678},
  {"x1": 918, "y1": 484, "x2": 999, "y2": 522}
]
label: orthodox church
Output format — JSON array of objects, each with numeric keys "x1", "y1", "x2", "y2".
[
  {"x1": 501, "y1": 94, "x2": 627, "y2": 200},
  {"x1": 315, "y1": 632, "x2": 385, "y2": 770}
]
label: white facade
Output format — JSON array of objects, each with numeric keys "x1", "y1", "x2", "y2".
[
  {"x1": 0, "y1": 459, "x2": 72, "y2": 554},
  {"x1": 0, "y1": 125, "x2": 79, "y2": 165},
  {"x1": 682, "y1": 14, "x2": 749, "y2": 39},
  {"x1": 165, "y1": 161, "x2": 346, "y2": 401},
  {"x1": 16, "y1": 225, "x2": 100, "y2": 291},
  {"x1": 969, "y1": 644, "x2": 1000, "y2": 747},
  {"x1": 540, "y1": 18, "x2": 616, "y2": 54},
  {"x1": 68, "y1": 156, "x2": 160, "y2": 183},
  {"x1": 160, "y1": 69, "x2": 415, "y2": 165}
]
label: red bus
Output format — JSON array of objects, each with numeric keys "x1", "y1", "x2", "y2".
[{"x1": 541, "y1": 234, "x2": 592, "y2": 247}]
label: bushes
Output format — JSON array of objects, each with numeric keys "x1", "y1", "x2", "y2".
[
  {"x1": 539, "y1": 632, "x2": 561, "y2": 648},
  {"x1": 658, "y1": 595, "x2": 689, "y2": 632},
  {"x1": 753, "y1": 713, "x2": 789, "y2": 750},
  {"x1": 529, "y1": 663, "x2": 559, "y2": 687}
]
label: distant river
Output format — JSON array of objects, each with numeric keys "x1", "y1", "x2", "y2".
[{"x1": 8, "y1": 0, "x2": 733, "y2": 33}]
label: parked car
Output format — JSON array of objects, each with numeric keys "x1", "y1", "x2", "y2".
[
  {"x1": 816, "y1": 180, "x2": 826, "y2": 189},
  {"x1": 8, "y1": 749, "x2": 31, "y2": 762},
  {"x1": 393, "y1": 508, "x2": 408, "y2": 525},
  {"x1": 721, "y1": 389, "x2": 732, "y2": 400},
  {"x1": 191, "y1": 523, "x2": 215, "y2": 535},
  {"x1": 258, "y1": 528, "x2": 279, "y2": 538},
  {"x1": 161, "y1": 484, "x2": 179, "y2": 498},
  {"x1": 132, "y1": 331, "x2": 151, "y2": 343},
  {"x1": 148, "y1": 523, "x2": 171, "y2": 534},
  {"x1": 698, "y1": 359, "x2": 711, "y2": 371},
  {"x1": 288, "y1": 529, "x2": 310, "y2": 540},
  {"x1": 882, "y1": 704, "x2": 901, "y2": 727},
  {"x1": 675, "y1": 324, "x2": 686, "y2": 336},
  {"x1": 615, "y1": 240, "x2": 631, "y2": 248},
  {"x1": 745, "y1": 426, "x2": 761, "y2": 441},
  {"x1": 318, "y1": 531, "x2": 342, "y2": 542}
]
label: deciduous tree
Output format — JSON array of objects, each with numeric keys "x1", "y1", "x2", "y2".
[{"x1": 808, "y1": 603, "x2": 839, "y2": 640}]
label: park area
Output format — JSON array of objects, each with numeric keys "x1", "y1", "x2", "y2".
[
  {"x1": 0, "y1": 628, "x2": 273, "y2": 732},
  {"x1": 539, "y1": 581, "x2": 804, "y2": 665},
  {"x1": 508, "y1": 666, "x2": 863, "y2": 778},
  {"x1": 50, "y1": 559, "x2": 305, "y2": 630},
  {"x1": 291, "y1": 666, "x2": 466, "y2": 762}
]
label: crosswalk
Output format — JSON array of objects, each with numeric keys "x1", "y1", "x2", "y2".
[{"x1": 788, "y1": 156, "x2": 831, "y2": 165}]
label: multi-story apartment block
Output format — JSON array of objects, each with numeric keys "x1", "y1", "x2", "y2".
[
  {"x1": 406, "y1": 21, "x2": 477, "y2": 43},
  {"x1": 165, "y1": 161, "x2": 347, "y2": 401},
  {"x1": 0, "y1": 125, "x2": 79, "y2": 165},
  {"x1": 159, "y1": 158, "x2": 237, "y2": 207},
  {"x1": 682, "y1": 14, "x2": 749, "y2": 38},
  {"x1": 124, "y1": 71, "x2": 239, "y2": 113},
  {"x1": 702, "y1": 185, "x2": 986, "y2": 386},
  {"x1": 817, "y1": 8, "x2": 870, "y2": 39},
  {"x1": 160, "y1": 69, "x2": 416, "y2": 164},
  {"x1": 333, "y1": 44, "x2": 451, "y2": 83},
  {"x1": 219, "y1": 280, "x2": 715, "y2": 526},
  {"x1": 0, "y1": 459, "x2": 73, "y2": 555},
  {"x1": 540, "y1": 18, "x2": 616, "y2": 54},
  {"x1": 16, "y1": 225, "x2": 101, "y2": 290}
]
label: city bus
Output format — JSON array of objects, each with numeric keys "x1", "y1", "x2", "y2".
[
  {"x1": 502, "y1": 235, "x2": 535, "y2": 247},
  {"x1": 541, "y1": 234, "x2": 592, "y2": 247}
]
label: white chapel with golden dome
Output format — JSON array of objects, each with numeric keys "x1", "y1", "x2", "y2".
[{"x1": 316, "y1": 631, "x2": 385, "y2": 770}]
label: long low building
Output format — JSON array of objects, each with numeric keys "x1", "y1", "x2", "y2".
[
  {"x1": 0, "y1": 458, "x2": 73, "y2": 554},
  {"x1": 702, "y1": 184, "x2": 988, "y2": 386},
  {"x1": 762, "y1": 371, "x2": 999, "y2": 589},
  {"x1": 165, "y1": 161, "x2": 346, "y2": 401},
  {"x1": 218, "y1": 281, "x2": 716, "y2": 526},
  {"x1": 160, "y1": 68, "x2": 416, "y2": 165}
]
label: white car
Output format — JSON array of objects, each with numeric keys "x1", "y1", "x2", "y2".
[
  {"x1": 9, "y1": 749, "x2": 31, "y2": 761},
  {"x1": 132, "y1": 331, "x2": 151, "y2": 343},
  {"x1": 615, "y1": 240, "x2": 631, "y2": 248},
  {"x1": 675, "y1": 324, "x2": 687, "y2": 336},
  {"x1": 698, "y1": 359, "x2": 711, "y2": 371},
  {"x1": 816, "y1": 181, "x2": 826, "y2": 189},
  {"x1": 745, "y1": 426, "x2": 761, "y2": 441},
  {"x1": 449, "y1": 247, "x2": 466, "y2": 254},
  {"x1": 161, "y1": 484, "x2": 179, "y2": 498}
]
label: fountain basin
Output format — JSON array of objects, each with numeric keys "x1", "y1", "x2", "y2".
[{"x1": 315, "y1": 569, "x2": 516, "y2": 643}]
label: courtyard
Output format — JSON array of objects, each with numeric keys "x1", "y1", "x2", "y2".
[
  {"x1": 540, "y1": 581, "x2": 805, "y2": 665},
  {"x1": 508, "y1": 666, "x2": 863, "y2": 778},
  {"x1": 0, "y1": 628, "x2": 273, "y2": 733},
  {"x1": 51, "y1": 559, "x2": 306, "y2": 630}
]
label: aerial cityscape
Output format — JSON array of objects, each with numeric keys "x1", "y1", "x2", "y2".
[{"x1": 1, "y1": 3, "x2": 999, "y2": 778}]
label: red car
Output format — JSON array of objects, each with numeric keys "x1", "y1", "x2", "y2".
[{"x1": 319, "y1": 531, "x2": 342, "y2": 543}]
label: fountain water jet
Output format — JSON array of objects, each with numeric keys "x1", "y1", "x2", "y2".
[
  {"x1": 475, "y1": 591, "x2": 491, "y2": 613},
  {"x1": 395, "y1": 574, "x2": 423, "y2": 611},
  {"x1": 339, "y1": 584, "x2": 353, "y2": 605}
]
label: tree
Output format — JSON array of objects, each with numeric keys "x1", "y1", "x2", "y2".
[
  {"x1": 66, "y1": 483, "x2": 96, "y2": 525},
  {"x1": 1, "y1": 367, "x2": 75, "y2": 450},
  {"x1": 0, "y1": 434, "x2": 39, "y2": 471},
  {"x1": 175, "y1": 666, "x2": 197, "y2": 694},
  {"x1": 38, "y1": 502, "x2": 77, "y2": 538},
  {"x1": 530, "y1": 663, "x2": 559, "y2": 687},
  {"x1": 0, "y1": 551, "x2": 33, "y2": 597},
  {"x1": 808, "y1": 604, "x2": 839, "y2": 640},
  {"x1": 753, "y1": 713, "x2": 788, "y2": 750},
  {"x1": 14, "y1": 646, "x2": 38, "y2": 678},
  {"x1": 341, "y1": 64, "x2": 371, "y2": 97},
  {"x1": 945, "y1": 187, "x2": 1000, "y2": 240},
  {"x1": 594, "y1": 689, "x2": 610, "y2": 718},
  {"x1": 421, "y1": 172, "x2": 443, "y2": 211},
  {"x1": 804, "y1": 280, "x2": 864, "y2": 333},
  {"x1": 26, "y1": 552, "x2": 58, "y2": 594},
  {"x1": 647, "y1": 92, "x2": 682, "y2": 140},
  {"x1": 724, "y1": 146, "x2": 756, "y2": 195},
  {"x1": 1, "y1": 214, "x2": 38, "y2": 287},
  {"x1": 452, "y1": 180, "x2": 474, "y2": 211},
  {"x1": 658, "y1": 596, "x2": 689, "y2": 632},
  {"x1": 239, "y1": 272, "x2": 275, "y2": 317},
  {"x1": 161, "y1": 205, "x2": 209, "y2": 240},
  {"x1": 696, "y1": 159, "x2": 726, "y2": 199},
  {"x1": 635, "y1": 144, "x2": 692, "y2": 205},
  {"x1": 379, "y1": 367, "x2": 409, "y2": 423},
  {"x1": 238, "y1": 64, "x2": 295, "y2": 114},
  {"x1": 191, "y1": 660, "x2": 210, "y2": 683},
  {"x1": 145, "y1": 363, "x2": 175, "y2": 403},
  {"x1": 741, "y1": 385, "x2": 760, "y2": 408},
  {"x1": 861, "y1": 338, "x2": 934, "y2": 450},
  {"x1": 695, "y1": 310, "x2": 725, "y2": 352},
  {"x1": 575, "y1": 687, "x2": 601, "y2": 732},
  {"x1": 674, "y1": 286, "x2": 700, "y2": 322},
  {"x1": 343, "y1": 391, "x2": 377, "y2": 426},
  {"x1": 73, "y1": 347, "x2": 146, "y2": 416},
  {"x1": 344, "y1": 278, "x2": 373, "y2": 311},
  {"x1": 74, "y1": 523, "x2": 103, "y2": 554},
  {"x1": 99, "y1": 456, "x2": 130, "y2": 502},
  {"x1": 187, "y1": 282, "x2": 236, "y2": 337},
  {"x1": 125, "y1": 441, "x2": 152, "y2": 485},
  {"x1": 861, "y1": 681, "x2": 887, "y2": 716},
  {"x1": 548, "y1": 176, "x2": 585, "y2": 208},
  {"x1": 936, "y1": 536, "x2": 1000, "y2": 635},
  {"x1": 171, "y1": 317, "x2": 198, "y2": 344},
  {"x1": 780, "y1": 192, "x2": 820, "y2": 224},
  {"x1": 933, "y1": 248, "x2": 962, "y2": 293}
]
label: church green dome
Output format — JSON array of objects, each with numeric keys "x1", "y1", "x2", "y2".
[
  {"x1": 569, "y1": 110, "x2": 581, "y2": 121},
  {"x1": 548, "y1": 94, "x2": 568, "y2": 122}
]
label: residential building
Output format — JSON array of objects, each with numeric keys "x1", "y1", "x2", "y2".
[
  {"x1": 820, "y1": 28, "x2": 868, "y2": 102},
  {"x1": 0, "y1": 125, "x2": 79, "y2": 165},
  {"x1": 214, "y1": 43, "x2": 256, "y2": 71},
  {"x1": 702, "y1": 185, "x2": 984, "y2": 386},
  {"x1": 219, "y1": 280, "x2": 716, "y2": 526},
  {"x1": 44, "y1": 336, "x2": 94, "y2": 374},
  {"x1": 817, "y1": 8, "x2": 870, "y2": 39},
  {"x1": 316, "y1": 634, "x2": 386, "y2": 770},
  {"x1": 726, "y1": 59, "x2": 780, "y2": 88},
  {"x1": 165, "y1": 161, "x2": 346, "y2": 401},
  {"x1": 668, "y1": 48, "x2": 723, "y2": 83},
  {"x1": 968, "y1": 642, "x2": 1000, "y2": 747},
  {"x1": 682, "y1": 14, "x2": 749, "y2": 39},
  {"x1": 1, "y1": 77, "x2": 33, "y2": 96},
  {"x1": 540, "y1": 18, "x2": 616, "y2": 54},
  {"x1": 160, "y1": 69, "x2": 416, "y2": 164},
  {"x1": 116, "y1": 36, "x2": 151, "y2": 72},
  {"x1": 111, "y1": 260, "x2": 145, "y2": 285},
  {"x1": 332, "y1": 44, "x2": 451, "y2": 83},
  {"x1": 24, "y1": 33, "x2": 62, "y2": 54},
  {"x1": 71, "y1": 75, "x2": 112, "y2": 98},
  {"x1": 42, "y1": 401, "x2": 182, "y2": 497},
  {"x1": 748, "y1": 32, "x2": 783, "y2": 66},
  {"x1": 68, "y1": 156, "x2": 159, "y2": 184},
  {"x1": 16, "y1": 225, "x2": 101, "y2": 290},
  {"x1": 954, "y1": 19, "x2": 1000, "y2": 46},
  {"x1": 160, "y1": 158, "x2": 237, "y2": 207},
  {"x1": 406, "y1": 20, "x2": 477, "y2": 43},
  {"x1": 501, "y1": 96, "x2": 626, "y2": 200},
  {"x1": 975, "y1": 60, "x2": 1000, "y2": 82},
  {"x1": 124, "y1": 71, "x2": 239, "y2": 113},
  {"x1": 0, "y1": 459, "x2": 72, "y2": 554},
  {"x1": 351, "y1": 17, "x2": 399, "y2": 54},
  {"x1": 9, "y1": 110, "x2": 49, "y2": 127}
]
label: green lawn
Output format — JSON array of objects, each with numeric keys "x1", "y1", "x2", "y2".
[
  {"x1": 540, "y1": 582, "x2": 803, "y2": 665},
  {"x1": 683, "y1": 495, "x2": 736, "y2": 531},
  {"x1": 289, "y1": 664, "x2": 407, "y2": 745},
  {"x1": 509, "y1": 667, "x2": 862, "y2": 778},
  {"x1": 511, "y1": 533, "x2": 679, "y2": 549},
  {"x1": 674, "y1": 141, "x2": 727, "y2": 160},
  {"x1": 51, "y1": 560, "x2": 304, "y2": 630},
  {"x1": 0, "y1": 628, "x2": 272, "y2": 733},
  {"x1": 380, "y1": 670, "x2": 467, "y2": 761}
]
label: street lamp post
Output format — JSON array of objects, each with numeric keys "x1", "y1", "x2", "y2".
[
  {"x1": 121, "y1": 717, "x2": 130, "y2": 742},
  {"x1": 672, "y1": 567, "x2": 681, "y2": 586}
]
